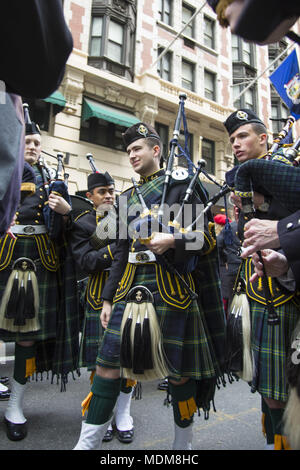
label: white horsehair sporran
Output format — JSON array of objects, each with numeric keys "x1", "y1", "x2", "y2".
[{"x1": 120, "y1": 285, "x2": 170, "y2": 381}]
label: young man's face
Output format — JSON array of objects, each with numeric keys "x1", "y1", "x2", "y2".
[
  {"x1": 126, "y1": 138, "x2": 160, "y2": 177},
  {"x1": 86, "y1": 185, "x2": 115, "y2": 210},
  {"x1": 24, "y1": 134, "x2": 42, "y2": 165},
  {"x1": 229, "y1": 123, "x2": 267, "y2": 163}
]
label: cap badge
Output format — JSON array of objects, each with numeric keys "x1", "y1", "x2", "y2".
[
  {"x1": 137, "y1": 124, "x2": 148, "y2": 137},
  {"x1": 236, "y1": 110, "x2": 248, "y2": 121}
]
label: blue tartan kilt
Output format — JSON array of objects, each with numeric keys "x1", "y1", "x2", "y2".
[
  {"x1": 96, "y1": 264, "x2": 217, "y2": 380},
  {"x1": 0, "y1": 236, "x2": 58, "y2": 342}
]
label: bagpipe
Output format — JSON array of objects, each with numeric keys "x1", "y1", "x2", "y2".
[
  {"x1": 85, "y1": 153, "x2": 117, "y2": 251},
  {"x1": 40, "y1": 151, "x2": 72, "y2": 250},
  {"x1": 129, "y1": 93, "x2": 214, "y2": 300}
]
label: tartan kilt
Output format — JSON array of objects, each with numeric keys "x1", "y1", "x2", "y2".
[
  {"x1": 96, "y1": 264, "x2": 217, "y2": 380},
  {"x1": 0, "y1": 235, "x2": 58, "y2": 342},
  {"x1": 250, "y1": 297, "x2": 300, "y2": 402},
  {"x1": 79, "y1": 302, "x2": 103, "y2": 369}
]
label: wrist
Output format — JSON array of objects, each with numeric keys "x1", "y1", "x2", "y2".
[{"x1": 258, "y1": 196, "x2": 271, "y2": 212}]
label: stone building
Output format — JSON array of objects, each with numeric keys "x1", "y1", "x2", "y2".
[{"x1": 25, "y1": 0, "x2": 300, "y2": 202}]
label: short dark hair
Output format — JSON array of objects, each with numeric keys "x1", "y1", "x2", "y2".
[
  {"x1": 145, "y1": 136, "x2": 162, "y2": 158},
  {"x1": 251, "y1": 122, "x2": 267, "y2": 135}
]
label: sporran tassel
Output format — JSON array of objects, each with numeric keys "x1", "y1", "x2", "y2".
[
  {"x1": 120, "y1": 286, "x2": 170, "y2": 381},
  {"x1": 14, "y1": 275, "x2": 26, "y2": 326},
  {"x1": 120, "y1": 309, "x2": 133, "y2": 368},
  {"x1": 0, "y1": 258, "x2": 40, "y2": 333},
  {"x1": 132, "y1": 313, "x2": 144, "y2": 374},
  {"x1": 142, "y1": 309, "x2": 153, "y2": 370},
  {"x1": 226, "y1": 280, "x2": 253, "y2": 382},
  {"x1": 5, "y1": 271, "x2": 20, "y2": 317}
]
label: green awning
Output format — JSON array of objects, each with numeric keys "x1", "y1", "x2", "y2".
[
  {"x1": 82, "y1": 98, "x2": 139, "y2": 127},
  {"x1": 44, "y1": 91, "x2": 66, "y2": 108}
]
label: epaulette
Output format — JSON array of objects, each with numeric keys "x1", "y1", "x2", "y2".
[{"x1": 74, "y1": 210, "x2": 92, "y2": 222}]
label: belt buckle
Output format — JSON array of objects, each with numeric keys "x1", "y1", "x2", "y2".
[
  {"x1": 136, "y1": 252, "x2": 149, "y2": 262},
  {"x1": 23, "y1": 225, "x2": 35, "y2": 234}
]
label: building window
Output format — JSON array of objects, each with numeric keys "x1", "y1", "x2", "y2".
[
  {"x1": 204, "y1": 16, "x2": 215, "y2": 49},
  {"x1": 271, "y1": 100, "x2": 289, "y2": 135},
  {"x1": 233, "y1": 63, "x2": 257, "y2": 111},
  {"x1": 182, "y1": 59, "x2": 195, "y2": 91},
  {"x1": 232, "y1": 34, "x2": 257, "y2": 111},
  {"x1": 232, "y1": 34, "x2": 255, "y2": 67},
  {"x1": 159, "y1": 0, "x2": 172, "y2": 26},
  {"x1": 182, "y1": 3, "x2": 195, "y2": 38},
  {"x1": 268, "y1": 40, "x2": 288, "y2": 73},
  {"x1": 155, "y1": 122, "x2": 169, "y2": 164},
  {"x1": 202, "y1": 138, "x2": 215, "y2": 174},
  {"x1": 107, "y1": 20, "x2": 124, "y2": 63},
  {"x1": 89, "y1": 2, "x2": 136, "y2": 81},
  {"x1": 157, "y1": 48, "x2": 172, "y2": 81},
  {"x1": 177, "y1": 130, "x2": 193, "y2": 168},
  {"x1": 80, "y1": 118, "x2": 126, "y2": 150},
  {"x1": 204, "y1": 70, "x2": 216, "y2": 101},
  {"x1": 90, "y1": 16, "x2": 103, "y2": 56}
]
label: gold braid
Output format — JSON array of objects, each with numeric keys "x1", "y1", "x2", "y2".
[{"x1": 215, "y1": 0, "x2": 235, "y2": 27}]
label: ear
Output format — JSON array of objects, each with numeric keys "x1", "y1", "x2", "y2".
[
  {"x1": 86, "y1": 191, "x2": 92, "y2": 200},
  {"x1": 153, "y1": 144, "x2": 161, "y2": 158},
  {"x1": 259, "y1": 133, "x2": 268, "y2": 145}
]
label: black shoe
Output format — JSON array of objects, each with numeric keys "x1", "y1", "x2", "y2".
[
  {"x1": 0, "y1": 377, "x2": 9, "y2": 386},
  {"x1": 116, "y1": 427, "x2": 134, "y2": 444},
  {"x1": 157, "y1": 379, "x2": 168, "y2": 391},
  {"x1": 102, "y1": 427, "x2": 114, "y2": 442},
  {"x1": 0, "y1": 388, "x2": 10, "y2": 401},
  {"x1": 4, "y1": 418, "x2": 27, "y2": 441}
]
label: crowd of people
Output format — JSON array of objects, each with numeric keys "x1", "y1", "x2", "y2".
[{"x1": 0, "y1": 0, "x2": 300, "y2": 453}]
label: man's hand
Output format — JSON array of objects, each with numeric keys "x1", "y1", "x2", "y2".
[
  {"x1": 48, "y1": 192, "x2": 71, "y2": 215},
  {"x1": 241, "y1": 219, "x2": 280, "y2": 258},
  {"x1": 144, "y1": 232, "x2": 175, "y2": 255},
  {"x1": 100, "y1": 300, "x2": 112, "y2": 329},
  {"x1": 230, "y1": 191, "x2": 265, "y2": 211},
  {"x1": 250, "y1": 249, "x2": 289, "y2": 283}
]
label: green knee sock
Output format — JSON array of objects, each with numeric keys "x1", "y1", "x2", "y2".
[
  {"x1": 13, "y1": 343, "x2": 36, "y2": 385},
  {"x1": 86, "y1": 375, "x2": 121, "y2": 425},
  {"x1": 261, "y1": 398, "x2": 274, "y2": 444},
  {"x1": 269, "y1": 408, "x2": 284, "y2": 436},
  {"x1": 169, "y1": 379, "x2": 197, "y2": 428}
]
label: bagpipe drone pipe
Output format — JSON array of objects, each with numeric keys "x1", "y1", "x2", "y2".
[
  {"x1": 85, "y1": 153, "x2": 117, "y2": 251},
  {"x1": 41, "y1": 151, "x2": 72, "y2": 247}
]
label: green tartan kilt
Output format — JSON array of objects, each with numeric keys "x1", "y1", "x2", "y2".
[
  {"x1": 250, "y1": 297, "x2": 300, "y2": 402},
  {"x1": 79, "y1": 302, "x2": 103, "y2": 369},
  {"x1": 0, "y1": 236, "x2": 58, "y2": 342},
  {"x1": 96, "y1": 264, "x2": 217, "y2": 380}
]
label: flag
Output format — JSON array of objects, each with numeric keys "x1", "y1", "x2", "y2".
[{"x1": 270, "y1": 49, "x2": 300, "y2": 121}]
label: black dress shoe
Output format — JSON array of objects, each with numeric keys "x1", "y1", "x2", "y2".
[
  {"x1": 157, "y1": 379, "x2": 168, "y2": 391},
  {"x1": 0, "y1": 388, "x2": 10, "y2": 401},
  {"x1": 102, "y1": 427, "x2": 114, "y2": 442},
  {"x1": 4, "y1": 418, "x2": 27, "y2": 441},
  {"x1": 116, "y1": 427, "x2": 134, "y2": 444},
  {"x1": 0, "y1": 377, "x2": 9, "y2": 386}
]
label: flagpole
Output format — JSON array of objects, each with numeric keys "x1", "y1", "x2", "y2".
[{"x1": 234, "y1": 42, "x2": 295, "y2": 102}]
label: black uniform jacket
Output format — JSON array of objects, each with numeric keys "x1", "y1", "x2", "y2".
[
  {"x1": 69, "y1": 209, "x2": 117, "y2": 276},
  {"x1": 278, "y1": 209, "x2": 300, "y2": 289}
]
